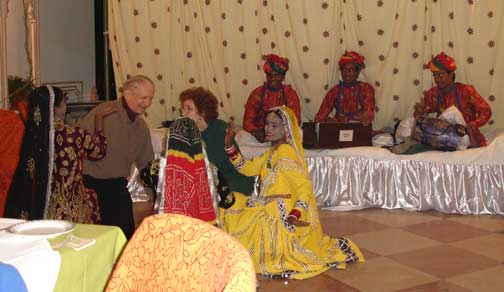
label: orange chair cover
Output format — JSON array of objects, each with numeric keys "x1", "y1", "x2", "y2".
[{"x1": 105, "y1": 213, "x2": 256, "y2": 292}]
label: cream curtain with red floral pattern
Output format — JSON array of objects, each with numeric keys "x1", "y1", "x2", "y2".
[{"x1": 108, "y1": 0, "x2": 503, "y2": 132}]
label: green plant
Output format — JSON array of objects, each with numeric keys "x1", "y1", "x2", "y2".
[{"x1": 8, "y1": 75, "x2": 33, "y2": 106}]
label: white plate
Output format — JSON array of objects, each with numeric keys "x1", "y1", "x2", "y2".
[
  {"x1": 7, "y1": 220, "x2": 76, "y2": 239},
  {"x1": 0, "y1": 218, "x2": 26, "y2": 231}
]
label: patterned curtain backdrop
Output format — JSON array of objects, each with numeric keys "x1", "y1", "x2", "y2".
[{"x1": 108, "y1": 0, "x2": 503, "y2": 132}]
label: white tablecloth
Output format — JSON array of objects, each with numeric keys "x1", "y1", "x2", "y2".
[{"x1": 0, "y1": 219, "x2": 61, "y2": 292}]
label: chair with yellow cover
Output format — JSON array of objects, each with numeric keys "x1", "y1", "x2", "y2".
[{"x1": 105, "y1": 213, "x2": 256, "y2": 292}]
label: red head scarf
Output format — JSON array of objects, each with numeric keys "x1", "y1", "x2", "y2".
[
  {"x1": 338, "y1": 51, "x2": 366, "y2": 71},
  {"x1": 263, "y1": 54, "x2": 289, "y2": 75},
  {"x1": 428, "y1": 52, "x2": 456, "y2": 72}
]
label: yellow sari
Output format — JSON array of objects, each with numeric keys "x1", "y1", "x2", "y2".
[{"x1": 221, "y1": 106, "x2": 364, "y2": 280}]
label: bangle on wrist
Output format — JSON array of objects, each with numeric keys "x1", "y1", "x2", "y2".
[
  {"x1": 289, "y1": 209, "x2": 301, "y2": 220},
  {"x1": 225, "y1": 144, "x2": 236, "y2": 152},
  {"x1": 225, "y1": 144, "x2": 239, "y2": 160}
]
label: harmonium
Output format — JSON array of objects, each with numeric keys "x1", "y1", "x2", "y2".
[{"x1": 302, "y1": 122, "x2": 372, "y2": 149}]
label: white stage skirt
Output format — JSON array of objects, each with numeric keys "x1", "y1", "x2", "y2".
[{"x1": 306, "y1": 146, "x2": 504, "y2": 214}]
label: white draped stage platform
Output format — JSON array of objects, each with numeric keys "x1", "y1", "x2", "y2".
[
  {"x1": 304, "y1": 133, "x2": 504, "y2": 215},
  {"x1": 131, "y1": 129, "x2": 504, "y2": 215}
]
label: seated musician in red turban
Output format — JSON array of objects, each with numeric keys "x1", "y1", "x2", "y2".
[
  {"x1": 414, "y1": 52, "x2": 492, "y2": 148},
  {"x1": 243, "y1": 54, "x2": 301, "y2": 142},
  {"x1": 315, "y1": 51, "x2": 375, "y2": 125}
]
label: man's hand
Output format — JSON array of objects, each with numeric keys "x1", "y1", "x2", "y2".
[
  {"x1": 414, "y1": 99, "x2": 427, "y2": 116},
  {"x1": 357, "y1": 112, "x2": 371, "y2": 126}
]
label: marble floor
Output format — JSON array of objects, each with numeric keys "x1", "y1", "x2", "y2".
[{"x1": 133, "y1": 202, "x2": 504, "y2": 292}]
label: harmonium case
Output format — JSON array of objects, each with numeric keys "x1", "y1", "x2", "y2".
[{"x1": 302, "y1": 122, "x2": 372, "y2": 149}]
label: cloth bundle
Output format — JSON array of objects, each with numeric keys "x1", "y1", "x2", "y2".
[{"x1": 413, "y1": 115, "x2": 466, "y2": 151}]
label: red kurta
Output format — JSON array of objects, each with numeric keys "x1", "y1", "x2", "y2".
[
  {"x1": 315, "y1": 82, "x2": 375, "y2": 123},
  {"x1": 419, "y1": 83, "x2": 492, "y2": 147},
  {"x1": 243, "y1": 84, "x2": 301, "y2": 133}
]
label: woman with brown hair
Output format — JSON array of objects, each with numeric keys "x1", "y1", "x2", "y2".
[{"x1": 179, "y1": 87, "x2": 255, "y2": 208}]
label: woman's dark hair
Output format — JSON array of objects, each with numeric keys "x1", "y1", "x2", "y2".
[
  {"x1": 4, "y1": 85, "x2": 64, "y2": 220},
  {"x1": 179, "y1": 87, "x2": 219, "y2": 123},
  {"x1": 30, "y1": 86, "x2": 65, "y2": 107},
  {"x1": 266, "y1": 108, "x2": 283, "y2": 122}
]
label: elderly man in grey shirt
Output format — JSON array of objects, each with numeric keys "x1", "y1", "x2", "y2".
[{"x1": 80, "y1": 75, "x2": 155, "y2": 239}]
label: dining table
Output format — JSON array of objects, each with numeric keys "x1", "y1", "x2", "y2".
[{"x1": 0, "y1": 218, "x2": 127, "y2": 292}]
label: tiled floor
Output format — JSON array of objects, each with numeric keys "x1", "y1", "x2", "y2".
[{"x1": 133, "y1": 202, "x2": 504, "y2": 292}]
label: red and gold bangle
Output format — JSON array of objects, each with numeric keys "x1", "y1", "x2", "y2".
[
  {"x1": 289, "y1": 209, "x2": 301, "y2": 220},
  {"x1": 225, "y1": 144, "x2": 239, "y2": 160},
  {"x1": 225, "y1": 144, "x2": 237, "y2": 154}
]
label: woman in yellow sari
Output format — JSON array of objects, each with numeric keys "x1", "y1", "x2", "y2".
[{"x1": 222, "y1": 106, "x2": 364, "y2": 280}]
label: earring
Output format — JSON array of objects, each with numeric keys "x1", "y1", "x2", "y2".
[{"x1": 285, "y1": 133, "x2": 292, "y2": 143}]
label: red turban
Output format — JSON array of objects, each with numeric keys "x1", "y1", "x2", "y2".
[
  {"x1": 428, "y1": 52, "x2": 456, "y2": 72},
  {"x1": 263, "y1": 54, "x2": 289, "y2": 75},
  {"x1": 338, "y1": 51, "x2": 366, "y2": 70}
]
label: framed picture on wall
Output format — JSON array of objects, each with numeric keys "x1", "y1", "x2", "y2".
[
  {"x1": 65, "y1": 101, "x2": 102, "y2": 125},
  {"x1": 44, "y1": 81, "x2": 84, "y2": 103}
]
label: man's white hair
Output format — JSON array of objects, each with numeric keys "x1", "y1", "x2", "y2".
[{"x1": 123, "y1": 75, "x2": 155, "y2": 96}]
